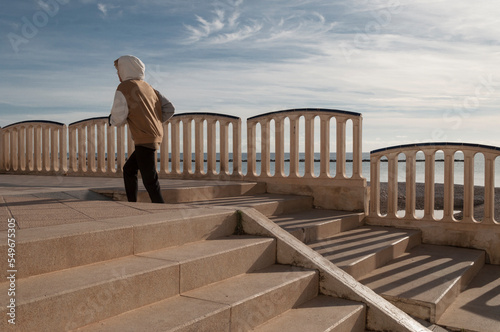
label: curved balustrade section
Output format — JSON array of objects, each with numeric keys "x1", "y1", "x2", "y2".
[
  {"x1": 370, "y1": 143, "x2": 500, "y2": 225},
  {"x1": 162, "y1": 113, "x2": 242, "y2": 179},
  {"x1": 0, "y1": 120, "x2": 66, "y2": 174},
  {"x1": 247, "y1": 108, "x2": 364, "y2": 181},
  {"x1": 247, "y1": 108, "x2": 366, "y2": 211},
  {"x1": 68, "y1": 117, "x2": 126, "y2": 176}
]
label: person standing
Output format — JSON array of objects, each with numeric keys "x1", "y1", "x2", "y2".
[{"x1": 109, "y1": 55, "x2": 174, "y2": 203}]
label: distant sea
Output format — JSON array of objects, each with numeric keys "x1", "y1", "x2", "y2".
[{"x1": 151, "y1": 151, "x2": 500, "y2": 187}]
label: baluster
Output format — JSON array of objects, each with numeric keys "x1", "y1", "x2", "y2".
[
  {"x1": 319, "y1": 115, "x2": 330, "y2": 178},
  {"x1": 171, "y1": 120, "x2": 181, "y2": 174},
  {"x1": 27, "y1": 125, "x2": 34, "y2": 171},
  {"x1": 463, "y1": 150, "x2": 475, "y2": 222},
  {"x1": 275, "y1": 117, "x2": 285, "y2": 177},
  {"x1": 220, "y1": 120, "x2": 229, "y2": 175},
  {"x1": 42, "y1": 126, "x2": 50, "y2": 172},
  {"x1": 483, "y1": 153, "x2": 496, "y2": 224},
  {"x1": 117, "y1": 125, "x2": 126, "y2": 173},
  {"x1": 97, "y1": 122, "x2": 106, "y2": 173},
  {"x1": 304, "y1": 115, "x2": 314, "y2": 178},
  {"x1": 387, "y1": 152, "x2": 399, "y2": 218},
  {"x1": 34, "y1": 126, "x2": 42, "y2": 172},
  {"x1": 423, "y1": 150, "x2": 435, "y2": 219},
  {"x1": 443, "y1": 149, "x2": 455, "y2": 221},
  {"x1": 336, "y1": 117, "x2": 347, "y2": 179},
  {"x1": 352, "y1": 116, "x2": 363, "y2": 179},
  {"x1": 206, "y1": 119, "x2": 216, "y2": 175},
  {"x1": 370, "y1": 155, "x2": 381, "y2": 216},
  {"x1": 18, "y1": 126, "x2": 26, "y2": 171},
  {"x1": 183, "y1": 119, "x2": 192, "y2": 174},
  {"x1": 107, "y1": 125, "x2": 116, "y2": 174},
  {"x1": 51, "y1": 127, "x2": 59, "y2": 172},
  {"x1": 232, "y1": 119, "x2": 242, "y2": 176},
  {"x1": 261, "y1": 120, "x2": 270, "y2": 177},
  {"x1": 289, "y1": 116, "x2": 299, "y2": 178},
  {"x1": 194, "y1": 119, "x2": 204, "y2": 175},
  {"x1": 60, "y1": 125, "x2": 67, "y2": 173},
  {"x1": 11, "y1": 129, "x2": 18, "y2": 171},
  {"x1": 78, "y1": 126, "x2": 87, "y2": 172},
  {"x1": 160, "y1": 123, "x2": 169, "y2": 175},
  {"x1": 405, "y1": 151, "x2": 417, "y2": 219},
  {"x1": 0, "y1": 127, "x2": 4, "y2": 172},
  {"x1": 69, "y1": 127, "x2": 77, "y2": 172},
  {"x1": 246, "y1": 121, "x2": 256, "y2": 177}
]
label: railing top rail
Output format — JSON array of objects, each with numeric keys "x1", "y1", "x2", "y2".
[
  {"x1": 371, "y1": 142, "x2": 500, "y2": 155},
  {"x1": 172, "y1": 112, "x2": 240, "y2": 120},
  {"x1": 248, "y1": 108, "x2": 362, "y2": 121},
  {"x1": 69, "y1": 116, "x2": 109, "y2": 127},
  {"x1": 3, "y1": 120, "x2": 65, "y2": 129}
]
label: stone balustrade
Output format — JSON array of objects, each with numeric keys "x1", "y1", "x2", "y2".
[
  {"x1": 370, "y1": 143, "x2": 500, "y2": 224},
  {"x1": 0, "y1": 109, "x2": 366, "y2": 210},
  {"x1": 246, "y1": 108, "x2": 366, "y2": 211},
  {"x1": 0, "y1": 120, "x2": 67, "y2": 174}
]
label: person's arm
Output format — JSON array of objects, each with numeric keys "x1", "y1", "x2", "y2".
[
  {"x1": 156, "y1": 90, "x2": 175, "y2": 123},
  {"x1": 109, "y1": 90, "x2": 129, "y2": 126}
]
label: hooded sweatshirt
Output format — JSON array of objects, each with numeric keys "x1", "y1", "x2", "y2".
[{"x1": 110, "y1": 55, "x2": 175, "y2": 149}]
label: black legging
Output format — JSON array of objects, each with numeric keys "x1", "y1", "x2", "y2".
[{"x1": 123, "y1": 145, "x2": 165, "y2": 203}]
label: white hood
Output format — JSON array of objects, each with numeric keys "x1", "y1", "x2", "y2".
[{"x1": 117, "y1": 55, "x2": 145, "y2": 81}]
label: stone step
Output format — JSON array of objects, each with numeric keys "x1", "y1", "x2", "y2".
[
  {"x1": 187, "y1": 193, "x2": 314, "y2": 217},
  {"x1": 96, "y1": 181, "x2": 267, "y2": 203},
  {"x1": 359, "y1": 244, "x2": 485, "y2": 323},
  {"x1": 308, "y1": 226, "x2": 422, "y2": 279},
  {"x1": 0, "y1": 236, "x2": 275, "y2": 331},
  {"x1": 3, "y1": 208, "x2": 238, "y2": 279},
  {"x1": 437, "y1": 264, "x2": 500, "y2": 332},
  {"x1": 252, "y1": 295, "x2": 366, "y2": 332},
  {"x1": 75, "y1": 264, "x2": 319, "y2": 332},
  {"x1": 269, "y1": 209, "x2": 365, "y2": 244}
]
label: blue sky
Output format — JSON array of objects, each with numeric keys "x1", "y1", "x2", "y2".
[{"x1": 1, "y1": 0, "x2": 500, "y2": 151}]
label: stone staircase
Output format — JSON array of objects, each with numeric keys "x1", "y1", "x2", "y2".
[
  {"x1": 270, "y1": 208, "x2": 500, "y2": 332},
  {"x1": 1, "y1": 182, "x2": 368, "y2": 332},
  {"x1": 3, "y1": 180, "x2": 498, "y2": 331}
]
